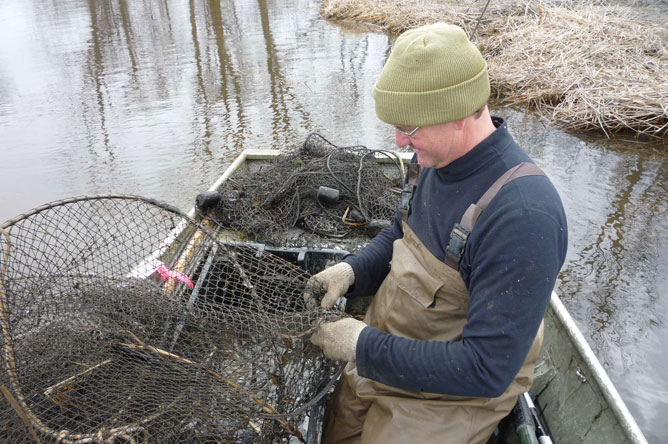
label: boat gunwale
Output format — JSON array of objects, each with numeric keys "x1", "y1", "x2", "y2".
[{"x1": 548, "y1": 292, "x2": 648, "y2": 444}]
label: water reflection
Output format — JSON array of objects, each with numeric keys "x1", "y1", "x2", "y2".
[
  {"x1": 560, "y1": 156, "x2": 652, "y2": 350},
  {"x1": 85, "y1": 0, "x2": 114, "y2": 159},
  {"x1": 207, "y1": 0, "x2": 245, "y2": 152},
  {"x1": 0, "y1": 1, "x2": 666, "y2": 442},
  {"x1": 505, "y1": 108, "x2": 668, "y2": 443},
  {"x1": 558, "y1": 152, "x2": 664, "y2": 334}
]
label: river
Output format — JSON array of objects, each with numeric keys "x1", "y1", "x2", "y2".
[{"x1": 0, "y1": 0, "x2": 666, "y2": 442}]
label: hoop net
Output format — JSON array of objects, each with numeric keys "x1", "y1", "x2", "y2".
[{"x1": 0, "y1": 196, "x2": 342, "y2": 443}]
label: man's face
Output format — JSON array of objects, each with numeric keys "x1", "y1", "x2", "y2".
[{"x1": 395, "y1": 121, "x2": 460, "y2": 169}]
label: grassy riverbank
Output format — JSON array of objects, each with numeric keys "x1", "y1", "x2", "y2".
[{"x1": 321, "y1": 0, "x2": 668, "y2": 141}]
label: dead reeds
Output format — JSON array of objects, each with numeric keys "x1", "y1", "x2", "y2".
[{"x1": 321, "y1": 0, "x2": 668, "y2": 140}]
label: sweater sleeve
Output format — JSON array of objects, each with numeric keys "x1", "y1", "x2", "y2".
[{"x1": 355, "y1": 204, "x2": 567, "y2": 397}]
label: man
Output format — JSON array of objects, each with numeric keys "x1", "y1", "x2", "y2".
[{"x1": 309, "y1": 23, "x2": 568, "y2": 444}]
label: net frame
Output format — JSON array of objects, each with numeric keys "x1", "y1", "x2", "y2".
[{"x1": 0, "y1": 195, "x2": 344, "y2": 444}]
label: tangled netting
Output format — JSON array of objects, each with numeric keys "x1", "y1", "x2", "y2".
[
  {"x1": 0, "y1": 196, "x2": 345, "y2": 444},
  {"x1": 206, "y1": 133, "x2": 405, "y2": 245}
]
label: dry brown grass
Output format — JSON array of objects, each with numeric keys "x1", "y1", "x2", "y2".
[
  {"x1": 321, "y1": 0, "x2": 668, "y2": 140},
  {"x1": 320, "y1": 0, "x2": 521, "y2": 36}
]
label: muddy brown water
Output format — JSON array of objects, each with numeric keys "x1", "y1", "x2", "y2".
[{"x1": 0, "y1": 0, "x2": 666, "y2": 442}]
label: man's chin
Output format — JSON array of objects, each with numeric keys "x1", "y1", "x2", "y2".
[{"x1": 415, "y1": 152, "x2": 431, "y2": 167}]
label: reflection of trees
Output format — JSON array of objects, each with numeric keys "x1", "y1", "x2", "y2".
[
  {"x1": 85, "y1": 0, "x2": 114, "y2": 160},
  {"x1": 79, "y1": 0, "x2": 317, "y2": 162},
  {"x1": 188, "y1": 0, "x2": 255, "y2": 154},
  {"x1": 118, "y1": 0, "x2": 139, "y2": 80},
  {"x1": 558, "y1": 156, "x2": 664, "y2": 364},
  {"x1": 258, "y1": 0, "x2": 311, "y2": 146},
  {"x1": 337, "y1": 35, "x2": 370, "y2": 105},
  {"x1": 208, "y1": 0, "x2": 246, "y2": 152},
  {"x1": 189, "y1": 0, "x2": 214, "y2": 154}
]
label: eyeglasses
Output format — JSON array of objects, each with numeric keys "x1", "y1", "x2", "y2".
[{"x1": 395, "y1": 126, "x2": 420, "y2": 138}]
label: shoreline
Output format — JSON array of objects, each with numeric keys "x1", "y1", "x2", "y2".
[{"x1": 321, "y1": 0, "x2": 668, "y2": 142}]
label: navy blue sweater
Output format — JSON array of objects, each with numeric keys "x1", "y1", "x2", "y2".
[{"x1": 344, "y1": 118, "x2": 568, "y2": 398}]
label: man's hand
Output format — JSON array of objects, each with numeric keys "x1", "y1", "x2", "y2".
[
  {"x1": 310, "y1": 318, "x2": 367, "y2": 362},
  {"x1": 303, "y1": 262, "x2": 355, "y2": 309}
]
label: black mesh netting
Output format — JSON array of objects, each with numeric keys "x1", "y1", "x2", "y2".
[
  {"x1": 0, "y1": 195, "x2": 344, "y2": 444},
  {"x1": 206, "y1": 134, "x2": 405, "y2": 245}
]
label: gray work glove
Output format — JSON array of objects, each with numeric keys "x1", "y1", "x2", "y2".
[
  {"x1": 310, "y1": 318, "x2": 367, "y2": 362},
  {"x1": 303, "y1": 262, "x2": 355, "y2": 309}
]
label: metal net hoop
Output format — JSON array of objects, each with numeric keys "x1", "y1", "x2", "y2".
[{"x1": 0, "y1": 195, "x2": 343, "y2": 444}]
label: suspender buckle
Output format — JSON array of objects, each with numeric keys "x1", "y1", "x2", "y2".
[
  {"x1": 445, "y1": 223, "x2": 470, "y2": 269},
  {"x1": 399, "y1": 163, "x2": 422, "y2": 221},
  {"x1": 399, "y1": 183, "x2": 416, "y2": 214}
]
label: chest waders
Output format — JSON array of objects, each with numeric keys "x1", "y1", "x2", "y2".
[{"x1": 322, "y1": 162, "x2": 547, "y2": 444}]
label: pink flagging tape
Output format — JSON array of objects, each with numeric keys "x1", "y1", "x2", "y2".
[{"x1": 155, "y1": 263, "x2": 195, "y2": 289}]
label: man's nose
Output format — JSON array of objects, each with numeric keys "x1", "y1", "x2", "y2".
[{"x1": 395, "y1": 129, "x2": 411, "y2": 147}]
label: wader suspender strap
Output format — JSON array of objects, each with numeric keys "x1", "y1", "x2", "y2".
[
  {"x1": 444, "y1": 162, "x2": 547, "y2": 271},
  {"x1": 399, "y1": 163, "x2": 423, "y2": 224}
]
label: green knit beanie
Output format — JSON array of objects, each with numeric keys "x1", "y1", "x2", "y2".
[{"x1": 373, "y1": 23, "x2": 490, "y2": 127}]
